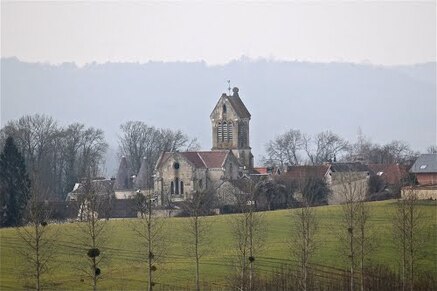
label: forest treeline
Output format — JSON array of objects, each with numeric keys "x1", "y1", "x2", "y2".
[{"x1": 0, "y1": 114, "x2": 433, "y2": 201}]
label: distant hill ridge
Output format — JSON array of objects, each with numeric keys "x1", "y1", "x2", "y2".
[{"x1": 1, "y1": 57, "x2": 435, "y2": 175}]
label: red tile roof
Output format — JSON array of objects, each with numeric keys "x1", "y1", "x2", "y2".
[
  {"x1": 198, "y1": 151, "x2": 229, "y2": 168},
  {"x1": 254, "y1": 167, "x2": 269, "y2": 175},
  {"x1": 156, "y1": 151, "x2": 231, "y2": 169},
  {"x1": 181, "y1": 152, "x2": 207, "y2": 168},
  {"x1": 368, "y1": 164, "x2": 408, "y2": 185}
]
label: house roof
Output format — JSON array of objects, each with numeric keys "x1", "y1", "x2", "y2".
[
  {"x1": 253, "y1": 167, "x2": 281, "y2": 176},
  {"x1": 70, "y1": 179, "x2": 115, "y2": 195},
  {"x1": 66, "y1": 178, "x2": 115, "y2": 201},
  {"x1": 410, "y1": 154, "x2": 437, "y2": 173},
  {"x1": 283, "y1": 162, "x2": 371, "y2": 181},
  {"x1": 114, "y1": 156, "x2": 131, "y2": 190},
  {"x1": 222, "y1": 177, "x2": 254, "y2": 194},
  {"x1": 329, "y1": 162, "x2": 371, "y2": 173},
  {"x1": 156, "y1": 150, "x2": 233, "y2": 170},
  {"x1": 285, "y1": 165, "x2": 330, "y2": 180},
  {"x1": 135, "y1": 157, "x2": 148, "y2": 189},
  {"x1": 254, "y1": 167, "x2": 269, "y2": 175},
  {"x1": 368, "y1": 164, "x2": 408, "y2": 185}
]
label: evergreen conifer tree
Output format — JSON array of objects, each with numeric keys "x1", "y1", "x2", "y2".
[{"x1": 0, "y1": 136, "x2": 31, "y2": 227}]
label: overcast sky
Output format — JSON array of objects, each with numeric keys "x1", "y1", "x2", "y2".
[{"x1": 1, "y1": 1, "x2": 436, "y2": 66}]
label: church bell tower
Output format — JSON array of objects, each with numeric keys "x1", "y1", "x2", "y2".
[{"x1": 210, "y1": 87, "x2": 253, "y2": 169}]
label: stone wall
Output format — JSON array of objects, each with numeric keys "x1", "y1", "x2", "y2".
[
  {"x1": 328, "y1": 172, "x2": 369, "y2": 204},
  {"x1": 401, "y1": 186, "x2": 437, "y2": 200},
  {"x1": 155, "y1": 154, "x2": 207, "y2": 204}
]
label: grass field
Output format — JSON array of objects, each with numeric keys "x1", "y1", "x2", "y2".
[{"x1": 1, "y1": 200, "x2": 436, "y2": 290}]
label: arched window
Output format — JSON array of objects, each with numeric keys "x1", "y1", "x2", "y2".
[
  {"x1": 223, "y1": 122, "x2": 228, "y2": 142},
  {"x1": 217, "y1": 122, "x2": 222, "y2": 142},
  {"x1": 222, "y1": 104, "x2": 227, "y2": 114},
  {"x1": 180, "y1": 181, "x2": 184, "y2": 194},
  {"x1": 170, "y1": 181, "x2": 174, "y2": 195},
  {"x1": 228, "y1": 122, "x2": 233, "y2": 142},
  {"x1": 175, "y1": 177, "x2": 180, "y2": 195}
]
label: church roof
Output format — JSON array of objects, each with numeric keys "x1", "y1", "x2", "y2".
[
  {"x1": 210, "y1": 87, "x2": 251, "y2": 119},
  {"x1": 156, "y1": 150, "x2": 232, "y2": 170},
  {"x1": 199, "y1": 151, "x2": 230, "y2": 168},
  {"x1": 227, "y1": 89, "x2": 251, "y2": 118}
]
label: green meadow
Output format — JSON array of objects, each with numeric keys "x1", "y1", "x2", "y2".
[{"x1": 1, "y1": 200, "x2": 436, "y2": 290}]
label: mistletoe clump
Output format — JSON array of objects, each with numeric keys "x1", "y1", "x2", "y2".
[{"x1": 87, "y1": 248, "x2": 100, "y2": 258}]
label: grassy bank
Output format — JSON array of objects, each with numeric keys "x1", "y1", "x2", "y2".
[{"x1": 1, "y1": 200, "x2": 436, "y2": 290}]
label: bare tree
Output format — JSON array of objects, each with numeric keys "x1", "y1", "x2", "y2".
[
  {"x1": 346, "y1": 135, "x2": 418, "y2": 165},
  {"x1": 337, "y1": 172, "x2": 370, "y2": 291},
  {"x1": 159, "y1": 128, "x2": 199, "y2": 152},
  {"x1": 303, "y1": 130, "x2": 349, "y2": 165},
  {"x1": 393, "y1": 188, "x2": 426, "y2": 291},
  {"x1": 290, "y1": 193, "x2": 319, "y2": 291},
  {"x1": 0, "y1": 115, "x2": 108, "y2": 200},
  {"x1": 264, "y1": 129, "x2": 303, "y2": 167},
  {"x1": 74, "y1": 179, "x2": 110, "y2": 291},
  {"x1": 426, "y1": 145, "x2": 437, "y2": 154},
  {"x1": 356, "y1": 199, "x2": 373, "y2": 291},
  {"x1": 118, "y1": 121, "x2": 198, "y2": 188},
  {"x1": 132, "y1": 190, "x2": 166, "y2": 291},
  {"x1": 182, "y1": 190, "x2": 214, "y2": 291},
  {"x1": 16, "y1": 172, "x2": 57, "y2": 291},
  {"x1": 1, "y1": 115, "x2": 59, "y2": 199},
  {"x1": 231, "y1": 181, "x2": 266, "y2": 291},
  {"x1": 118, "y1": 122, "x2": 161, "y2": 176}
]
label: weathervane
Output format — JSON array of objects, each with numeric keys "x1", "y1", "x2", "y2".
[{"x1": 227, "y1": 80, "x2": 231, "y2": 95}]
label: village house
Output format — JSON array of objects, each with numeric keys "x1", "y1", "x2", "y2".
[
  {"x1": 283, "y1": 162, "x2": 372, "y2": 204},
  {"x1": 404, "y1": 154, "x2": 437, "y2": 200},
  {"x1": 409, "y1": 154, "x2": 437, "y2": 185},
  {"x1": 367, "y1": 163, "x2": 409, "y2": 197}
]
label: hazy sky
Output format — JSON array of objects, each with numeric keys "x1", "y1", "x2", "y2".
[{"x1": 1, "y1": 1, "x2": 436, "y2": 66}]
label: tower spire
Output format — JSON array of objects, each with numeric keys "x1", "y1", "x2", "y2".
[{"x1": 227, "y1": 80, "x2": 231, "y2": 95}]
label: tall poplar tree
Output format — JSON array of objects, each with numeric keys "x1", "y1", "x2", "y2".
[{"x1": 0, "y1": 136, "x2": 30, "y2": 227}]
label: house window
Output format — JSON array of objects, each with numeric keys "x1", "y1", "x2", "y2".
[
  {"x1": 223, "y1": 122, "x2": 228, "y2": 142},
  {"x1": 180, "y1": 181, "x2": 184, "y2": 194},
  {"x1": 217, "y1": 122, "x2": 223, "y2": 142},
  {"x1": 228, "y1": 122, "x2": 233, "y2": 142},
  {"x1": 223, "y1": 104, "x2": 227, "y2": 114},
  {"x1": 173, "y1": 162, "x2": 180, "y2": 170},
  {"x1": 170, "y1": 181, "x2": 174, "y2": 194},
  {"x1": 175, "y1": 178, "x2": 180, "y2": 194}
]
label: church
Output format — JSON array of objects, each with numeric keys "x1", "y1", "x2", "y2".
[{"x1": 153, "y1": 87, "x2": 255, "y2": 206}]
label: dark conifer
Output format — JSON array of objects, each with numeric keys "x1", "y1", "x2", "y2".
[{"x1": 0, "y1": 136, "x2": 30, "y2": 227}]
